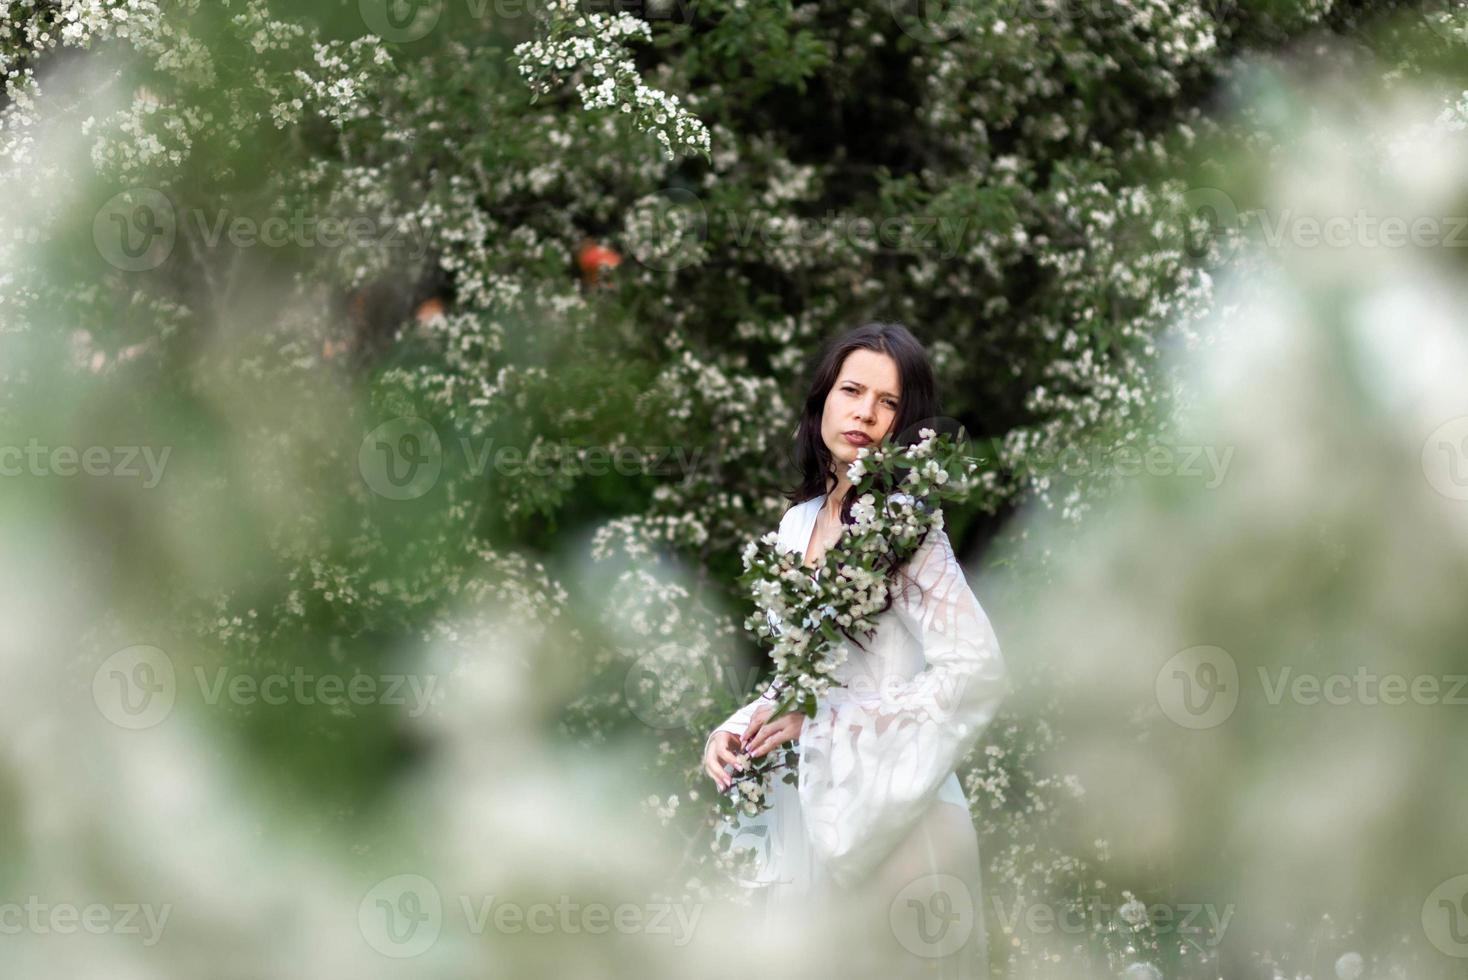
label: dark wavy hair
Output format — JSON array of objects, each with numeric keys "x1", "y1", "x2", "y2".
[{"x1": 782, "y1": 320, "x2": 951, "y2": 645}]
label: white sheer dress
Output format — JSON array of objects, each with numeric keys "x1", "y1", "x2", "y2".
[{"x1": 706, "y1": 494, "x2": 1008, "y2": 978}]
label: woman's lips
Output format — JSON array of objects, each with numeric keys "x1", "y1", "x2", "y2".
[{"x1": 843, "y1": 431, "x2": 871, "y2": 446}]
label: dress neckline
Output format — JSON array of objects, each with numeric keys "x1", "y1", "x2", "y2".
[{"x1": 799, "y1": 494, "x2": 841, "y2": 574}]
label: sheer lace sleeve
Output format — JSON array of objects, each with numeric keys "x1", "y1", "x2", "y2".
[
  {"x1": 796, "y1": 524, "x2": 1007, "y2": 886},
  {"x1": 703, "y1": 504, "x2": 804, "y2": 758}
]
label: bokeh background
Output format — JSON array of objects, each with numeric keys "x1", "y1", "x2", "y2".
[{"x1": 2, "y1": 1, "x2": 1467, "y2": 977}]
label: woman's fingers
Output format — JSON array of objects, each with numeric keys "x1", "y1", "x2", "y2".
[
  {"x1": 742, "y1": 707, "x2": 779, "y2": 750},
  {"x1": 705, "y1": 732, "x2": 753, "y2": 790},
  {"x1": 744, "y1": 722, "x2": 770, "y2": 754},
  {"x1": 705, "y1": 736, "x2": 735, "y2": 789},
  {"x1": 715, "y1": 743, "x2": 741, "y2": 774},
  {"x1": 740, "y1": 709, "x2": 810, "y2": 758},
  {"x1": 748, "y1": 719, "x2": 796, "y2": 758},
  {"x1": 740, "y1": 706, "x2": 771, "y2": 748}
]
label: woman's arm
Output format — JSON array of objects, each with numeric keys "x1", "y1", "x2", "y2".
[
  {"x1": 796, "y1": 523, "x2": 1008, "y2": 886},
  {"x1": 702, "y1": 681, "x2": 779, "y2": 759},
  {"x1": 704, "y1": 503, "x2": 802, "y2": 758}
]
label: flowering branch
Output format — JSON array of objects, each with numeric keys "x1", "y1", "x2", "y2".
[
  {"x1": 511, "y1": 0, "x2": 711, "y2": 163},
  {"x1": 718, "y1": 427, "x2": 980, "y2": 817}
]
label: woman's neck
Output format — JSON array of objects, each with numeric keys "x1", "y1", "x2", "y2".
[{"x1": 824, "y1": 476, "x2": 851, "y2": 521}]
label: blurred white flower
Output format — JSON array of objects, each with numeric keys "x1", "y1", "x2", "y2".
[
  {"x1": 1119, "y1": 895, "x2": 1148, "y2": 927},
  {"x1": 1335, "y1": 952, "x2": 1365, "y2": 980}
]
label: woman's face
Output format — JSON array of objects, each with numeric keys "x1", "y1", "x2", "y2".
[{"x1": 820, "y1": 348, "x2": 901, "y2": 475}]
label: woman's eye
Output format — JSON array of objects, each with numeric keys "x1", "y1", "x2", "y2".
[{"x1": 840, "y1": 385, "x2": 894, "y2": 408}]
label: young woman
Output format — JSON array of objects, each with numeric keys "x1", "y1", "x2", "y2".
[{"x1": 701, "y1": 321, "x2": 1008, "y2": 978}]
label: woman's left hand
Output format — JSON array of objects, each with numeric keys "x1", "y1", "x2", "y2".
[{"x1": 741, "y1": 705, "x2": 806, "y2": 759}]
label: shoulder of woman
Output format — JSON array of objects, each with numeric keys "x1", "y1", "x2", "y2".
[{"x1": 779, "y1": 495, "x2": 817, "y2": 527}]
